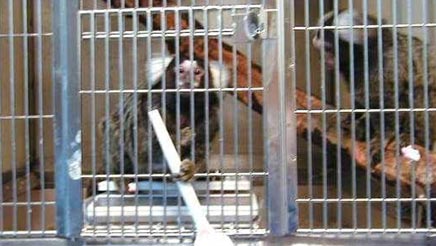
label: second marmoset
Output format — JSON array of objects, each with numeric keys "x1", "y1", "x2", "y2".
[{"x1": 312, "y1": 9, "x2": 436, "y2": 165}]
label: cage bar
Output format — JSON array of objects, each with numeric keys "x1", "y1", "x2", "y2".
[
  {"x1": 263, "y1": 0, "x2": 298, "y2": 236},
  {"x1": 78, "y1": 2, "x2": 267, "y2": 241},
  {"x1": 1, "y1": 0, "x2": 435, "y2": 244},
  {"x1": 294, "y1": 0, "x2": 436, "y2": 236},
  {"x1": 52, "y1": 0, "x2": 83, "y2": 239}
]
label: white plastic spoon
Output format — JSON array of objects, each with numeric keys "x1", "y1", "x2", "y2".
[{"x1": 148, "y1": 109, "x2": 234, "y2": 246}]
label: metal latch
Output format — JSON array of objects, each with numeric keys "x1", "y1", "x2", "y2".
[
  {"x1": 233, "y1": 8, "x2": 277, "y2": 43},
  {"x1": 244, "y1": 10, "x2": 263, "y2": 40}
]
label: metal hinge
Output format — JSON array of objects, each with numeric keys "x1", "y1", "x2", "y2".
[{"x1": 233, "y1": 8, "x2": 277, "y2": 43}]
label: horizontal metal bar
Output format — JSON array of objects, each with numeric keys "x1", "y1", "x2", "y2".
[
  {"x1": 0, "y1": 231, "x2": 57, "y2": 236},
  {"x1": 81, "y1": 229, "x2": 267, "y2": 238},
  {"x1": 1, "y1": 201, "x2": 56, "y2": 206},
  {"x1": 84, "y1": 224, "x2": 262, "y2": 230},
  {"x1": 78, "y1": 5, "x2": 263, "y2": 15},
  {"x1": 0, "y1": 33, "x2": 53, "y2": 38},
  {"x1": 81, "y1": 29, "x2": 235, "y2": 39},
  {"x1": 0, "y1": 238, "x2": 77, "y2": 246},
  {"x1": 81, "y1": 172, "x2": 268, "y2": 179},
  {"x1": 105, "y1": 180, "x2": 253, "y2": 192},
  {"x1": 80, "y1": 87, "x2": 264, "y2": 94},
  {"x1": 295, "y1": 108, "x2": 436, "y2": 114},
  {"x1": 297, "y1": 198, "x2": 436, "y2": 203},
  {"x1": 293, "y1": 23, "x2": 436, "y2": 31},
  {"x1": 0, "y1": 115, "x2": 53, "y2": 120},
  {"x1": 297, "y1": 228, "x2": 436, "y2": 233}
]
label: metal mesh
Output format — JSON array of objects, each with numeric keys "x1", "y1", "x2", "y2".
[
  {"x1": 78, "y1": 0, "x2": 268, "y2": 240},
  {"x1": 3, "y1": 0, "x2": 435, "y2": 242},
  {"x1": 0, "y1": 0, "x2": 56, "y2": 237},
  {"x1": 293, "y1": 0, "x2": 436, "y2": 234}
]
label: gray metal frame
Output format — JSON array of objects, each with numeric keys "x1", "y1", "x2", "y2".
[
  {"x1": 2, "y1": 0, "x2": 436, "y2": 245},
  {"x1": 0, "y1": 0, "x2": 298, "y2": 241},
  {"x1": 15, "y1": 0, "x2": 436, "y2": 243},
  {"x1": 263, "y1": 0, "x2": 298, "y2": 236},
  {"x1": 53, "y1": 0, "x2": 83, "y2": 240},
  {"x1": 291, "y1": 0, "x2": 436, "y2": 237}
]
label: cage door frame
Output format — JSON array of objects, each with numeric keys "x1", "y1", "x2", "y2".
[
  {"x1": 263, "y1": 0, "x2": 299, "y2": 236},
  {"x1": 52, "y1": 0, "x2": 83, "y2": 239}
]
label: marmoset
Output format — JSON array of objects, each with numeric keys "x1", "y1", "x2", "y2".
[
  {"x1": 313, "y1": 9, "x2": 436, "y2": 165},
  {"x1": 98, "y1": 53, "x2": 229, "y2": 193}
]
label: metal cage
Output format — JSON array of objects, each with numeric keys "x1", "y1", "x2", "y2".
[
  {"x1": 76, "y1": 0, "x2": 290, "y2": 242},
  {"x1": 1, "y1": 0, "x2": 436, "y2": 246},
  {"x1": 293, "y1": 0, "x2": 436, "y2": 239}
]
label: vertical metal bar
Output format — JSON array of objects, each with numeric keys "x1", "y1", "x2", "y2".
[
  {"x1": 174, "y1": 5, "x2": 182, "y2": 239},
  {"x1": 202, "y1": 3, "x2": 211, "y2": 225},
  {"x1": 232, "y1": 32, "x2": 240, "y2": 231},
  {"x1": 188, "y1": 6, "x2": 197, "y2": 233},
  {"x1": 246, "y1": 6, "x2": 255, "y2": 235},
  {"x1": 406, "y1": 0, "x2": 417, "y2": 230},
  {"x1": 116, "y1": 8, "x2": 126, "y2": 239},
  {"x1": 231, "y1": 6, "x2": 240, "y2": 231},
  {"x1": 132, "y1": 7, "x2": 140, "y2": 238},
  {"x1": 146, "y1": 8, "x2": 153, "y2": 239},
  {"x1": 246, "y1": 0, "x2": 253, "y2": 233},
  {"x1": 303, "y1": 0, "x2": 313, "y2": 230},
  {"x1": 378, "y1": 0, "x2": 387, "y2": 230},
  {"x1": 36, "y1": 0, "x2": 46, "y2": 234},
  {"x1": 421, "y1": 0, "x2": 432, "y2": 230},
  {"x1": 261, "y1": 0, "x2": 268, "y2": 235},
  {"x1": 265, "y1": 0, "x2": 298, "y2": 235},
  {"x1": 89, "y1": 9, "x2": 97, "y2": 238},
  {"x1": 332, "y1": 0, "x2": 342, "y2": 230},
  {"x1": 286, "y1": 0, "x2": 299, "y2": 233},
  {"x1": 8, "y1": 0, "x2": 18, "y2": 234},
  {"x1": 362, "y1": 0, "x2": 373, "y2": 231},
  {"x1": 103, "y1": 8, "x2": 111, "y2": 240},
  {"x1": 52, "y1": 0, "x2": 83, "y2": 238},
  {"x1": 181, "y1": 3, "x2": 187, "y2": 240},
  {"x1": 318, "y1": 0, "x2": 328, "y2": 231},
  {"x1": 22, "y1": 0, "x2": 32, "y2": 235},
  {"x1": 217, "y1": 5, "x2": 225, "y2": 230},
  {"x1": 347, "y1": 2, "x2": 357, "y2": 231},
  {"x1": 189, "y1": 6, "x2": 195, "y2": 166},
  {"x1": 160, "y1": 5, "x2": 168, "y2": 236},
  {"x1": 391, "y1": 0, "x2": 401, "y2": 231}
]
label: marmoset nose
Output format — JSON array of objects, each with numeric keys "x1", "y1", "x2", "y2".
[{"x1": 178, "y1": 60, "x2": 199, "y2": 79}]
